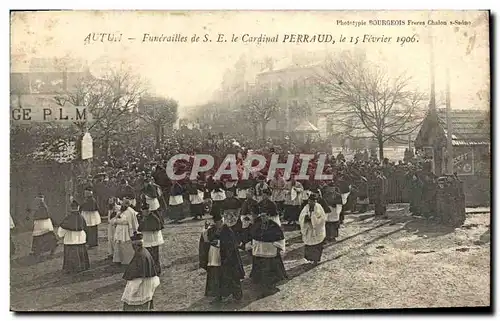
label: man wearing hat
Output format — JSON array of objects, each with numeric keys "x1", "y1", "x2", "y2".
[
  {"x1": 209, "y1": 180, "x2": 226, "y2": 219},
  {"x1": 258, "y1": 188, "x2": 280, "y2": 226},
  {"x1": 249, "y1": 210, "x2": 287, "y2": 296},
  {"x1": 140, "y1": 177, "x2": 162, "y2": 212},
  {"x1": 57, "y1": 200, "x2": 90, "y2": 273},
  {"x1": 299, "y1": 193, "x2": 327, "y2": 265},
  {"x1": 223, "y1": 177, "x2": 237, "y2": 198},
  {"x1": 110, "y1": 198, "x2": 139, "y2": 265},
  {"x1": 235, "y1": 177, "x2": 252, "y2": 202},
  {"x1": 198, "y1": 212, "x2": 245, "y2": 303},
  {"x1": 338, "y1": 173, "x2": 352, "y2": 223},
  {"x1": 93, "y1": 172, "x2": 109, "y2": 217},
  {"x1": 254, "y1": 174, "x2": 269, "y2": 203},
  {"x1": 137, "y1": 202, "x2": 164, "y2": 274},
  {"x1": 107, "y1": 197, "x2": 121, "y2": 259},
  {"x1": 122, "y1": 232, "x2": 160, "y2": 311},
  {"x1": 269, "y1": 171, "x2": 286, "y2": 217},
  {"x1": 168, "y1": 177, "x2": 185, "y2": 223},
  {"x1": 238, "y1": 188, "x2": 259, "y2": 251},
  {"x1": 222, "y1": 192, "x2": 243, "y2": 245},
  {"x1": 187, "y1": 177, "x2": 205, "y2": 221},
  {"x1": 117, "y1": 179, "x2": 137, "y2": 209},
  {"x1": 283, "y1": 174, "x2": 304, "y2": 227},
  {"x1": 28, "y1": 193, "x2": 58, "y2": 257},
  {"x1": 322, "y1": 181, "x2": 342, "y2": 243},
  {"x1": 80, "y1": 187, "x2": 101, "y2": 248}
]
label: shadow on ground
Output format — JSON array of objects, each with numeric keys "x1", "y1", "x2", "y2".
[
  {"x1": 37, "y1": 280, "x2": 124, "y2": 311},
  {"x1": 11, "y1": 251, "x2": 64, "y2": 268},
  {"x1": 27, "y1": 258, "x2": 124, "y2": 291},
  {"x1": 181, "y1": 218, "x2": 403, "y2": 311},
  {"x1": 403, "y1": 217, "x2": 456, "y2": 237}
]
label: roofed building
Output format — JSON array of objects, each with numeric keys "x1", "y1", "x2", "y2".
[{"x1": 414, "y1": 108, "x2": 490, "y2": 206}]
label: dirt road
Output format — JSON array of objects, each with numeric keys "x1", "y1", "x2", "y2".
[{"x1": 10, "y1": 207, "x2": 490, "y2": 311}]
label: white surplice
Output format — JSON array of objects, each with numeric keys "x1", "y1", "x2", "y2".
[{"x1": 299, "y1": 203, "x2": 327, "y2": 246}]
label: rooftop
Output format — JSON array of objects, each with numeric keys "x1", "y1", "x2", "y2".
[
  {"x1": 436, "y1": 108, "x2": 490, "y2": 146},
  {"x1": 258, "y1": 59, "x2": 321, "y2": 74}
]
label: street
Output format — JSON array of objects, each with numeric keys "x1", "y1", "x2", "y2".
[{"x1": 10, "y1": 206, "x2": 490, "y2": 311}]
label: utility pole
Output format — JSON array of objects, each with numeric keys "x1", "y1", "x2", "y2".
[
  {"x1": 427, "y1": 14, "x2": 437, "y2": 175},
  {"x1": 429, "y1": 29, "x2": 436, "y2": 112},
  {"x1": 446, "y1": 67, "x2": 454, "y2": 174}
]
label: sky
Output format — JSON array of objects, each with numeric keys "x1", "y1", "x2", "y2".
[{"x1": 10, "y1": 10, "x2": 490, "y2": 115}]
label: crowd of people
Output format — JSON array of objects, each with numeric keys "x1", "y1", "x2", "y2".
[{"x1": 15, "y1": 131, "x2": 465, "y2": 311}]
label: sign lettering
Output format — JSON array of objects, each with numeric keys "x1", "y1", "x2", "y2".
[
  {"x1": 453, "y1": 149, "x2": 474, "y2": 175},
  {"x1": 10, "y1": 106, "x2": 92, "y2": 123}
]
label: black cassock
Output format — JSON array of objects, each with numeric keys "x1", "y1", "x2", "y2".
[
  {"x1": 199, "y1": 225, "x2": 245, "y2": 299},
  {"x1": 122, "y1": 247, "x2": 160, "y2": 310},
  {"x1": 59, "y1": 212, "x2": 90, "y2": 273},
  {"x1": 138, "y1": 211, "x2": 164, "y2": 274},
  {"x1": 238, "y1": 198, "x2": 259, "y2": 246},
  {"x1": 249, "y1": 217, "x2": 287, "y2": 287},
  {"x1": 80, "y1": 196, "x2": 100, "y2": 247}
]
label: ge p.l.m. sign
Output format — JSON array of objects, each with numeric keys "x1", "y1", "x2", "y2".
[{"x1": 11, "y1": 106, "x2": 92, "y2": 123}]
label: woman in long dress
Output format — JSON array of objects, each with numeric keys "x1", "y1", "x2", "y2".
[{"x1": 111, "y1": 199, "x2": 139, "y2": 265}]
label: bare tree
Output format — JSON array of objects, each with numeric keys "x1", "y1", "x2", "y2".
[
  {"x1": 314, "y1": 50, "x2": 427, "y2": 159},
  {"x1": 241, "y1": 88, "x2": 279, "y2": 140},
  {"x1": 138, "y1": 96, "x2": 179, "y2": 150},
  {"x1": 54, "y1": 66, "x2": 147, "y2": 159}
]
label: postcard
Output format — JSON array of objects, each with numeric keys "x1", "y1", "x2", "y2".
[{"x1": 10, "y1": 10, "x2": 491, "y2": 312}]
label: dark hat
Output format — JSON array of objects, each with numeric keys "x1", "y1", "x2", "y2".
[
  {"x1": 213, "y1": 212, "x2": 223, "y2": 222},
  {"x1": 70, "y1": 200, "x2": 80, "y2": 211},
  {"x1": 130, "y1": 232, "x2": 143, "y2": 242},
  {"x1": 36, "y1": 193, "x2": 45, "y2": 199},
  {"x1": 141, "y1": 202, "x2": 150, "y2": 211},
  {"x1": 84, "y1": 186, "x2": 93, "y2": 192}
]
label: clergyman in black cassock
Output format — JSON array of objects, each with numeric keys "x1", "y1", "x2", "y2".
[
  {"x1": 30, "y1": 194, "x2": 58, "y2": 257},
  {"x1": 137, "y1": 202, "x2": 164, "y2": 274},
  {"x1": 199, "y1": 213, "x2": 245, "y2": 303},
  {"x1": 80, "y1": 188, "x2": 101, "y2": 248},
  {"x1": 122, "y1": 232, "x2": 160, "y2": 311},
  {"x1": 249, "y1": 213, "x2": 287, "y2": 294},
  {"x1": 57, "y1": 200, "x2": 90, "y2": 274}
]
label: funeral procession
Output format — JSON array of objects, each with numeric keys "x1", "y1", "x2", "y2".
[{"x1": 9, "y1": 11, "x2": 490, "y2": 312}]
